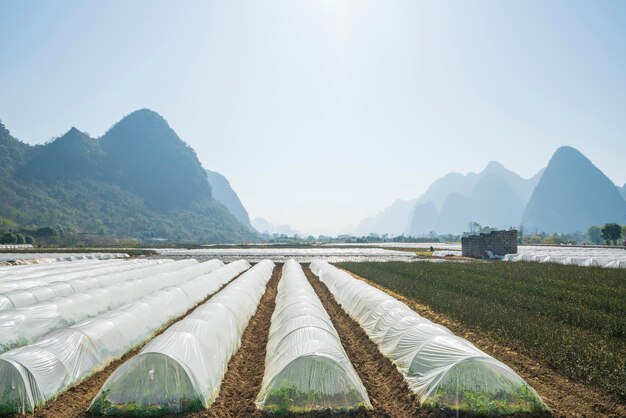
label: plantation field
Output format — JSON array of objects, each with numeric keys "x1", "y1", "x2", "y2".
[
  {"x1": 3, "y1": 256, "x2": 625, "y2": 417},
  {"x1": 337, "y1": 261, "x2": 626, "y2": 403}
]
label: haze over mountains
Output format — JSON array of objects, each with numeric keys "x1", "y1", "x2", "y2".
[
  {"x1": 0, "y1": 109, "x2": 257, "y2": 242},
  {"x1": 522, "y1": 147, "x2": 626, "y2": 233},
  {"x1": 352, "y1": 162, "x2": 542, "y2": 236},
  {"x1": 2, "y1": 109, "x2": 624, "y2": 241},
  {"x1": 251, "y1": 218, "x2": 300, "y2": 237},
  {"x1": 355, "y1": 147, "x2": 626, "y2": 236}
]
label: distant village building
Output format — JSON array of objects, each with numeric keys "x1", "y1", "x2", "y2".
[{"x1": 462, "y1": 230, "x2": 518, "y2": 259}]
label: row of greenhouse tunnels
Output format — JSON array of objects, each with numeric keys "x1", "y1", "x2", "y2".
[{"x1": 0, "y1": 258, "x2": 548, "y2": 416}]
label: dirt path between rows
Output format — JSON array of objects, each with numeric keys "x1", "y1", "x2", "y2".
[
  {"x1": 342, "y1": 269, "x2": 626, "y2": 418},
  {"x1": 303, "y1": 265, "x2": 447, "y2": 418},
  {"x1": 27, "y1": 269, "x2": 249, "y2": 418},
  {"x1": 179, "y1": 264, "x2": 378, "y2": 418},
  {"x1": 187, "y1": 265, "x2": 282, "y2": 418}
]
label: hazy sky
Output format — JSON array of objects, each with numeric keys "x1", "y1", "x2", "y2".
[{"x1": 1, "y1": 1, "x2": 625, "y2": 235}]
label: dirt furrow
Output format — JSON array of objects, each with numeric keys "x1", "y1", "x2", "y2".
[
  {"x1": 28, "y1": 268, "x2": 250, "y2": 418},
  {"x1": 193, "y1": 265, "x2": 282, "y2": 418},
  {"x1": 303, "y1": 265, "x2": 445, "y2": 418}
]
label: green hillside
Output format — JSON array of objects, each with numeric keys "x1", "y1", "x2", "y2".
[{"x1": 0, "y1": 110, "x2": 257, "y2": 244}]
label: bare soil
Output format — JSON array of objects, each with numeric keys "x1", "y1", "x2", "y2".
[
  {"x1": 342, "y1": 269, "x2": 626, "y2": 418},
  {"x1": 187, "y1": 265, "x2": 282, "y2": 417}
]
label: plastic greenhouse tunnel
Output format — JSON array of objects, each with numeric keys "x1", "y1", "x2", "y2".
[
  {"x1": 0, "y1": 258, "x2": 132, "y2": 283},
  {"x1": 310, "y1": 260, "x2": 549, "y2": 416},
  {"x1": 0, "y1": 259, "x2": 102, "y2": 278},
  {"x1": 0, "y1": 259, "x2": 225, "y2": 353},
  {"x1": 0, "y1": 259, "x2": 149, "y2": 293},
  {"x1": 0, "y1": 260, "x2": 250, "y2": 414},
  {"x1": 0, "y1": 252, "x2": 128, "y2": 264},
  {"x1": 255, "y1": 260, "x2": 371, "y2": 413},
  {"x1": 89, "y1": 259, "x2": 274, "y2": 416},
  {"x1": 0, "y1": 259, "x2": 174, "y2": 312},
  {"x1": 0, "y1": 258, "x2": 127, "y2": 283}
]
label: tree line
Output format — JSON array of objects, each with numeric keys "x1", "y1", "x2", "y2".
[{"x1": 587, "y1": 223, "x2": 625, "y2": 246}]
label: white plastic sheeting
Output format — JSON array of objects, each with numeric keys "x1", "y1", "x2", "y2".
[
  {"x1": 155, "y1": 247, "x2": 416, "y2": 263},
  {"x1": 0, "y1": 260, "x2": 251, "y2": 413},
  {"x1": 89, "y1": 260, "x2": 272, "y2": 415},
  {"x1": 502, "y1": 245, "x2": 626, "y2": 269},
  {"x1": 0, "y1": 260, "x2": 127, "y2": 284},
  {"x1": 0, "y1": 260, "x2": 151, "y2": 304},
  {"x1": 605, "y1": 259, "x2": 626, "y2": 268},
  {"x1": 0, "y1": 260, "x2": 175, "y2": 311},
  {"x1": 310, "y1": 260, "x2": 547, "y2": 415},
  {"x1": 431, "y1": 250, "x2": 463, "y2": 257},
  {"x1": 0, "y1": 259, "x2": 225, "y2": 353},
  {"x1": 0, "y1": 258, "x2": 58, "y2": 266},
  {"x1": 0, "y1": 259, "x2": 139, "y2": 290},
  {"x1": 0, "y1": 252, "x2": 129, "y2": 263},
  {"x1": 504, "y1": 250, "x2": 626, "y2": 269},
  {"x1": 256, "y1": 260, "x2": 371, "y2": 413},
  {"x1": 326, "y1": 243, "x2": 463, "y2": 250},
  {"x1": 0, "y1": 258, "x2": 125, "y2": 280}
]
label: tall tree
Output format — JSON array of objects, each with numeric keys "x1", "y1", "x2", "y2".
[{"x1": 601, "y1": 223, "x2": 622, "y2": 245}]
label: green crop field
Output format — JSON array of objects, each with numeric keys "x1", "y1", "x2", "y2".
[{"x1": 337, "y1": 261, "x2": 626, "y2": 402}]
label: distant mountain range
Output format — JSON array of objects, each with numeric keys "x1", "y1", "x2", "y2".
[
  {"x1": 0, "y1": 109, "x2": 257, "y2": 243},
  {"x1": 353, "y1": 199, "x2": 416, "y2": 236},
  {"x1": 251, "y1": 217, "x2": 300, "y2": 236},
  {"x1": 408, "y1": 161, "x2": 543, "y2": 235},
  {"x1": 355, "y1": 147, "x2": 626, "y2": 235},
  {"x1": 3, "y1": 110, "x2": 623, "y2": 240}
]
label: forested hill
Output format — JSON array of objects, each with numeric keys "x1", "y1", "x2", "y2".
[{"x1": 0, "y1": 109, "x2": 257, "y2": 243}]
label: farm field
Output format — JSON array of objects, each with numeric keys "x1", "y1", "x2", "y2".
[
  {"x1": 338, "y1": 261, "x2": 626, "y2": 415},
  {"x1": 3, "y1": 2, "x2": 625, "y2": 417},
  {"x1": 330, "y1": 243, "x2": 626, "y2": 270},
  {"x1": 0, "y1": 256, "x2": 623, "y2": 417},
  {"x1": 23, "y1": 261, "x2": 538, "y2": 418},
  {"x1": 154, "y1": 247, "x2": 417, "y2": 263}
]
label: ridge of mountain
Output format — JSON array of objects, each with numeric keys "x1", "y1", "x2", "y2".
[
  {"x1": 205, "y1": 169, "x2": 253, "y2": 229},
  {"x1": 522, "y1": 146, "x2": 626, "y2": 233},
  {"x1": 0, "y1": 111, "x2": 257, "y2": 243}
]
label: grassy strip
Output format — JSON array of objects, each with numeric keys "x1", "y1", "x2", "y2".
[{"x1": 337, "y1": 261, "x2": 626, "y2": 402}]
